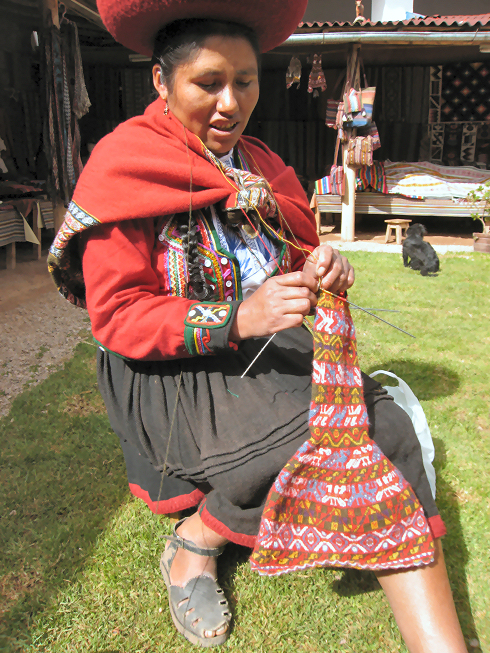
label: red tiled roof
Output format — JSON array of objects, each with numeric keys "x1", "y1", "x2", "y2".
[{"x1": 299, "y1": 14, "x2": 490, "y2": 29}]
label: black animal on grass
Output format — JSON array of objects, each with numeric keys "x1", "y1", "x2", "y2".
[{"x1": 402, "y1": 223, "x2": 440, "y2": 276}]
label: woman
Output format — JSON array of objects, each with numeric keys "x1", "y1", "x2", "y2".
[{"x1": 48, "y1": 2, "x2": 467, "y2": 650}]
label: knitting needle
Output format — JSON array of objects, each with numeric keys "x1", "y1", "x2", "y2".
[
  {"x1": 240, "y1": 333, "x2": 276, "y2": 378},
  {"x1": 325, "y1": 292, "x2": 415, "y2": 338},
  {"x1": 350, "y1": 308, "x2": 400, "y2": 313},
  {"x1": 241, "y1": 297, "x2": 413, "y2": 378}
]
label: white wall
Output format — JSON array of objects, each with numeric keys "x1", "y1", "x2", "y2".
[{"x1": 372, "y1": 0, "x2": 413, "y2": 22}]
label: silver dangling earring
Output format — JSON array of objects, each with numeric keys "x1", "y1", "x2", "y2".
[{"x1": 164, "y1": 102, "x2": 169, "y2": 116}]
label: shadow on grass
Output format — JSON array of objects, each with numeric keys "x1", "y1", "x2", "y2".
[
  {"x1": 365, "y1": 360, "x2": 460, "y2": 400},
  {"x1": 0, "y1": 343, "x2": 128, "y2": 652},
  {"x1": 329, "y1": 436, "x2": 478, "y2": 646}
]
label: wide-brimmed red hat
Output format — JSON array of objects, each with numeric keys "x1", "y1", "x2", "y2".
[{"x1": 97, "y1": 0, "x2": 307, "y2": 57}]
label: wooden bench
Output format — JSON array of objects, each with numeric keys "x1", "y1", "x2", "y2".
[{"x1": 310, "y1": 192, "x2": 481, "y2": 236}]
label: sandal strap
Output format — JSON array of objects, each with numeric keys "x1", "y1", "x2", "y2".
[{"x1": 162, "y1": 518, "x2": 226, "y2": 557}]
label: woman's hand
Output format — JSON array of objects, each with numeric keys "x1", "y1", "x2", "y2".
[
  {"x1": 230, "y1": 272, "x2": 319, "y2": 340},
  {"x1": 302, "y1": 244, "x2": 355, "y2": 295}
]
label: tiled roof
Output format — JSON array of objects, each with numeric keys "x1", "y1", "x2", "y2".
[{"x1": 299, "y1": 14, "x2": 490, "y2": 29}]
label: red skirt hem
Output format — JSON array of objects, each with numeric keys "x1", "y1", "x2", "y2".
[
  {"x1": 428, "y1": 514, "x2": 446, "y2": 539},
  {"x1": 199, "y1": 501, "x2": 256, "y2": 548},
  {"x1": 128, "y1": 482, "x2": 205, "y2": 514},
  {"x1": 129, "y1": 483, "x2": 446, "y2": 543}
]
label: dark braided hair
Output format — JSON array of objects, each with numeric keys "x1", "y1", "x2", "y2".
[
  {"x1": 178, "y1": 212, "x2": 213, "y2": 301},
  {"x1": 153, "y1": 19, "x2": 261, "y2": 301}
]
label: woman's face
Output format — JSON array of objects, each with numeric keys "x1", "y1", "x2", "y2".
[{"x1": 153, "y1": 35, "x2": 260, "y2": 156}]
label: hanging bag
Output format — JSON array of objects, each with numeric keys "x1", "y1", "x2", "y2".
[
  {"x1": 343, "y1": 52, "x2": 377, "y2": 128},
  {"x1": 346, "y1": 134, "x2": 373, "y2": 167},
  {"x1": 329, "y1": 135, "x2": 344, "y2": 195},
  {"x1": 325, "y1": 70, "x2": 346, "y2": 128}
]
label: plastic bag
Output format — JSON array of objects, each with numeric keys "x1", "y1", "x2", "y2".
[{"x1": 369, "y1": 370, "x2": 436, "y2": 499}]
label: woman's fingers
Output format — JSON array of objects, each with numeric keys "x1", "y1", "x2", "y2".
[
  {"x1": 309, "y1": 245, "x2": 355, "y2": 294},
  {"x1": 321, "y1": 254, "x2": 355, "y2": 294},
  {"x1": 232, "y1": 274, "x2": 318, "y2": 339},
  {"x1": 275, "y1": 270, "x2": 319, "y2": 293}
]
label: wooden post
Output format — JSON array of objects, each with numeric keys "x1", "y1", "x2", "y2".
[
  {"x1": 33, "y1": 201, "x2": 42, "y2": 260},
  {"x1": 341, "y1": 146, "x2": 356, "y2": 242},
  {"x1": 39, "y1": 0, "x2": 60, "y2": 28},
  {"x1": 340, "y1": 43, "x2": 360, "y2": 243},
  {"x1": 6, "y1": 243, "x2": 16, "y2": 270}
]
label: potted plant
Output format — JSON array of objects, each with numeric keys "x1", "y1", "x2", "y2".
[{"x1": 466, "y1": 180, "x2": 490, "y2": 253}]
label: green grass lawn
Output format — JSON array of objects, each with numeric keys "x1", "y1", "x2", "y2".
[{"x1": 1, "y1": 251, "x2": 489, "y2": 653}]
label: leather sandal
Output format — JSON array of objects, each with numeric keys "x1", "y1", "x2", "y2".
[{"x1": 160, "y1": 518, "x2": 232, "y2": 648}]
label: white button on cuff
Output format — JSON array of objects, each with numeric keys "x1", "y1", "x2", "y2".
[
  {"x1": 225, "y1": 280, "x2": 232, "y2": 288},
  {"x1": 220, "y1": 257, "x2": 228, "y2": 265}
]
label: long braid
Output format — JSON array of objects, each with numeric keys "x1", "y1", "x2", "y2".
[{"x1": 178, "y1": 212, "x2": 213, "y2": 301}]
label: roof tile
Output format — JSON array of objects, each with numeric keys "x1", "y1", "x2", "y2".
[{"x1": 299, "y1": 14, "x2": 490, "y2": 30}]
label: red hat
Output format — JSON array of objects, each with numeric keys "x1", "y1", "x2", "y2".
[{"x1": 96, "y1": 0, "x2": 307, "y2": 57}]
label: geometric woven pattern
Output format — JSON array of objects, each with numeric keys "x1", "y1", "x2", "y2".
[
  {"x1": 441, "y1": 62, "x2": 490, "y2": 122},
  {"x1": 250, "y1": 292, "x2": 435, "y2": 576}
]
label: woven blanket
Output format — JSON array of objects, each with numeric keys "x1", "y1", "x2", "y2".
[
  {"x1": 384, "y1": 161, "x2": 490, "y2": 200},
  {"x1": 250, "y1": 292, "x2": 435, "y2": 576},
  {"x1": 315, "y1": 163, "x2": 387, "y2": 196}
]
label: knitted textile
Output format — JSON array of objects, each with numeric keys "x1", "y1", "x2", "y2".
[{"x1": 250, "y1": 292, "x2": 435, "y2": 576}]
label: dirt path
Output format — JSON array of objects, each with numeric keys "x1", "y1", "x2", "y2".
[{"x1": 0, "y1": 253, "x2": 88, "y2": 417}]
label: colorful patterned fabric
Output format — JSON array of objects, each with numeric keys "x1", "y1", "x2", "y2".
[
  {"x1": 441, "y1": 62, "x2": 490, "y2": 123},
  {"x1": 47, "y1": 200, "x2": 100, "y2": 307},
  {"x1": 184, "y1": 303, "x2": 233, "y2": 328},
  {"x1": 250, "y1": 292, "x2": 435, "y2": 575},
  {"x1": 356, "y1": 162, "x2": 387, "y2": 194},
  {"x1": 314, "y1": 176, "x2": 332, "y2": 195},
  {"x1": 183, "y1": 301, "x2": 239, "y2": 356},
  {"x1": 384, "y1": 161, "x2": 490, "y2": 200},
  {"x1": 325, "y1": 100, "x2": 340, "y2": 128},
  {"x1": 330, "y1": 165, "x2": 344, "y2": 196},
  {"x1": 204, "y1": 148, "x2": 278, "y2": 219}
]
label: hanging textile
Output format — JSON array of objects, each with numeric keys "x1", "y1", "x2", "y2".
[
  {"x1": 308, "y1": 55, "x2": 327, "y2": 98},
  {"x1": 250, "y1": 291, "x2": 435, "y2": 576},
  {"x1": 440, "y1": 62, "x2": 490, "y2": 122},
  {"x1": 286, "y1": 57, "x2": 302, "y2": 89},
  {"x1": 40, "y1": 11, "x2": 91, "y2": 205}
]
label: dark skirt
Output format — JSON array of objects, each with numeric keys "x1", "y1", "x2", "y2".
[{"x1": 97, "y1": 326, "x2": 445, "y2": 547}]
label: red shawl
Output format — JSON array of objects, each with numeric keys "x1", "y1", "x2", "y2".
[
  {"x1": 74, "y1": 97, "x2": 316, "y2": 241},
  {"x1": 48, "y1": 97, "x2": 318, "y2": 306}
]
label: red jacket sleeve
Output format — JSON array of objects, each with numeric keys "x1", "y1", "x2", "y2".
[{"x1": 80, "y1": 218, "x2": 238, "y2": 361}]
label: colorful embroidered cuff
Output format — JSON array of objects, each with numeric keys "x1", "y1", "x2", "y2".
[{"x1": 183, "y1": 301, "x2": 241, "y2": 356}]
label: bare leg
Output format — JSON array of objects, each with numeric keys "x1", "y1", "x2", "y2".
[
  {"x1": 376, "y1": 539, "x2": 467, "y2": 653},
  {"x1": 166, "y1": 511, "x2": 229, "y2": 639}
]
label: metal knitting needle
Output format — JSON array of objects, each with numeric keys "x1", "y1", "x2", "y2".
[
  {"x1": 350, "y1": 308, "x2": 400, "y2": 313},
  {"x1": 241, "y1": 333, "x2": 276, "y2": 378},
  {"x1": 328, "y1": 293, "x2": 415, "y2": 338}
]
